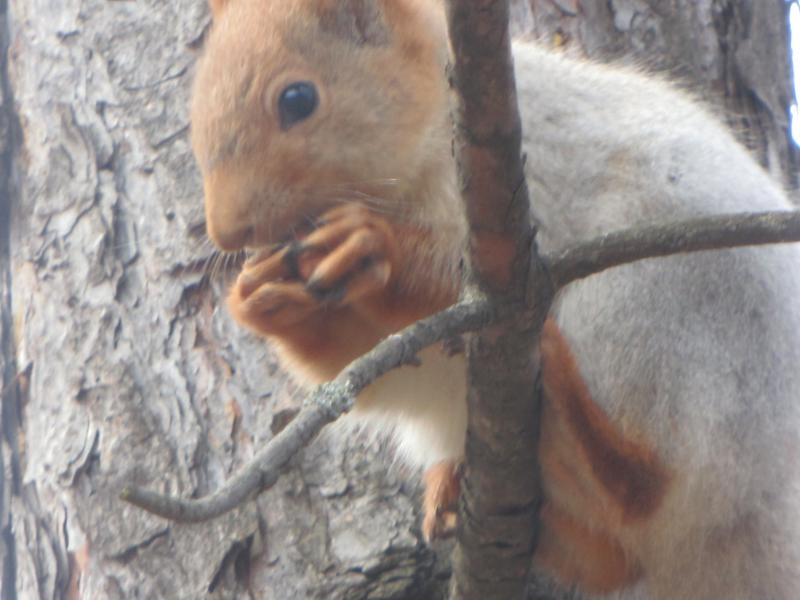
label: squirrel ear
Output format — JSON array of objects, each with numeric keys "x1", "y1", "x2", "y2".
[
  {"x1": 317, "y1": 0, "x2": 391, "y2": 46},
  {"x1": 208, "y1": 0, "x2": 229, "y2": 18}
]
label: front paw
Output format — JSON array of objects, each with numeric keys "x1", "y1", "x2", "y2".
[
  {"x1": 297, "y1": 204, "x2": 397, "y2": 304},
  {"x1": 228, "y1": 276, "x2": 319, "y2": 336},
  {"x1": 228, "y1": 204, "x2": 397, "y2": 336}
]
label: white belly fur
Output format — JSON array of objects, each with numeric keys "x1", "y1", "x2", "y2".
[{"x1": 348, "y1": 343, "x2": 467, "y2": 470}]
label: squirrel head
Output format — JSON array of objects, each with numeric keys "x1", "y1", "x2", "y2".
[{"x1": 192, "y1": 0, "x2": 451, "y2": 251}]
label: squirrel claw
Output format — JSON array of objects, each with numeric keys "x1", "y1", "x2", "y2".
[
  {"x1": 238, "y1": 245, "x2": 297, "y2": 297},
  {"x1": 237, "y1": 240, "x2": 317, "y2": 298}
]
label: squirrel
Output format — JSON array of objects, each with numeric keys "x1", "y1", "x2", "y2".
[{"x1": 190, "y1": 0, "x2": 800, "y2": 597}]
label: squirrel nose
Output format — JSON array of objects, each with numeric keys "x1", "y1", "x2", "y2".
[
  {"x1": 204, "y1": 193, "x2": 254, "y2": 251},
  {"x1": 203, "y1": 171, "x2": 255, "y2": 251},
  {"x1": 206, "y1": 218, "x2": 253, "y2": 252}
]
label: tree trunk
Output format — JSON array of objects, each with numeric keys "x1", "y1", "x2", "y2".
[{"x1": 1, "y1": 1, "x2": 795, "y2": 599}]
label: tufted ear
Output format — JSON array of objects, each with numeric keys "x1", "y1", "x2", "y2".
[
  {"x1": 316, "y1": 0, "x2": 391, "y2": 46},
  {"x1": 208, "y1": 0, "x2": 230, "y2": 19}
]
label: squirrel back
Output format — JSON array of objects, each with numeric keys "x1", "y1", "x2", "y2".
[
  {"x1": 191, "y1": 1, "x2": 800, "y2": 598},
  {"x1": 523, "y1": 43, "x2": 800, "y2": 597}
]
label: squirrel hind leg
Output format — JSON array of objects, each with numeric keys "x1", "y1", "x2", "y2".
[
  {"x1": 534, "y1": 503, "x2": 642, "y2": 594},
  {"x1": 422, "y1": 460, "x2": 462, "y2": 543}
]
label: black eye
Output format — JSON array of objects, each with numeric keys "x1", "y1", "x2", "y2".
[{"x1": 278, "y1": 81, "x2": 319, "y2": 130}]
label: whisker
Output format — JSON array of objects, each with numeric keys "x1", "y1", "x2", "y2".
[
  {"x1": 216, "y1": 253, "x2": 226, "y2": 281},
  {"x1": 209, "y1": 251, "x2": 221, "y2": 281},
  {"x1": 224, "y1": 251, "x2": 237, "y2": 277}
]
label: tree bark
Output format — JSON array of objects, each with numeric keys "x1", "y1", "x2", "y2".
[{"x1": 1, "y1": 3, "x2": 21, "y2": 595}]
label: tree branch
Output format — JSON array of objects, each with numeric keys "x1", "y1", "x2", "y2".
[
  {"x1": 444, "y1": 2, "x2": 547, "y2": 599},
  {"x1": 546, "y1": 210, "x2": 800, "y2": 288},
  {"x1": 121, "y1": 298, "x2": 492, "y2": 521}
]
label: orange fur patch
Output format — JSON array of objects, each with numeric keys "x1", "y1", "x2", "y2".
[
  {"x1": 208, "y1": 0, "x2": 227, "y2": 18},
  {"x1": 422, "y1": 460, "x2": 461, "y2": 541},
  {"x1": 540, "y1": 319, "x2": 671, "y2": 522},
  {"x1": 535, "y1": 503, "x2": 642, "y2": 593}
]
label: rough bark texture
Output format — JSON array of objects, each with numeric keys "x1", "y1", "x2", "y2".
[
  {"x1": 1, "y1": 1, "x2": 796, "y2": 600},
  {"x1": 1, "y1": 2, "x2": 19, "y2": 595}
]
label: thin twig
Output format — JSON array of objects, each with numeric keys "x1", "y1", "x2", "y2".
[
  {"x1": 546, "y1": 210, "x2": 800, "y2": 289},
  {"x1": 121, "y1": 298, "x2": 492, "y2": 522}
]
